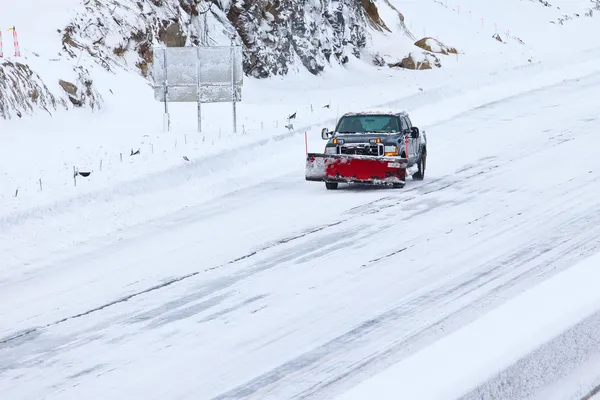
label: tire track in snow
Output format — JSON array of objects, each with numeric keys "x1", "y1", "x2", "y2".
[
  {"x1": 0, "y1": 219, "x2": 345, "y2": 346},
  {"x1": 213, "y1": 192, "x2": 600, "y2": 399},
  {"x1": 0, "y1": 147, "x2": 506, "y2": 346},
  {"x1": 215, "y1": 178, "x2": 600, "y2": 400},
  {"x1": 296, "y1": 177, "x2": 600, "y2": 398}
]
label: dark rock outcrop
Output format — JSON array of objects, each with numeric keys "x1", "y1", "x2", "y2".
[{"x1": 158, "y1": 22, "x2": 187, "y2": 47}]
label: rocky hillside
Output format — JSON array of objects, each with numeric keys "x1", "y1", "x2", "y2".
[
  {"x1": 225, "y1": 0, "x2": 391, "y2": 77},
  {"x1": 60, "y1": 0, "x2": 396, "y2": 79}
]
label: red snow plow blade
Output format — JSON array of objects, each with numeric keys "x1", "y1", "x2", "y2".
[{"x1": 305, "y1": 153, "x2": 408, "y2": 186}]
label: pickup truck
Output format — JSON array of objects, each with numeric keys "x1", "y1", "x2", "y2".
[{"x1": 305, "y1": 110, "x2": 427, "y2": 190}]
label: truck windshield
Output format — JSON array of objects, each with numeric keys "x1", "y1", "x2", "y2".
[{"x1": 336, "y1": 115, "x2": 400, "y2": 134}]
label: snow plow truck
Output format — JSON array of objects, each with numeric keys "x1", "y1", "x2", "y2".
[{"x1": 305, "y1": 110, "x2": 427, "y2": 190}]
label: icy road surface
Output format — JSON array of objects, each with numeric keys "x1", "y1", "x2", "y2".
[{"x1": 3, "y1": 71, "x2": 600, "y2": 399}]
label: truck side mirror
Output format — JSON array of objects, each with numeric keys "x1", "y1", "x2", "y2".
[
  {"x1": 410, "y1": 127, "x2": 420, "y2": 138},
  {"x1": 321, "y1": 128, "x2": 333, "y2": 140}
]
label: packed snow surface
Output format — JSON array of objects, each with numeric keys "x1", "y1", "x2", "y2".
[
  {"x1": 3, "y1": 57, "x2": 600, "y2": 398},
  {"x1": 2, "y1": 0, "x2": 600, "y2": 399}
]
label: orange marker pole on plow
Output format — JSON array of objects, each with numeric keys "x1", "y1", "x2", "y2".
[
  {"x1": 305, "y1": 132, "x2": 309, "y2": 156},
  {"x1": 405, "y1": 135, "x2": 409, "y2": 159},
  {"x1": 0, "y1": 30, "x2": 3, "y2": 58}
]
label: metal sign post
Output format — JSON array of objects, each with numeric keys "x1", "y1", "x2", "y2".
[
  {"x1": 196, "y1": 46, "x2": 202, "y2": 133},
  {"x1": 162, "y1": 47, "x2": 170, "y2": 132},
  {"x1": 230, "y1": 37, "x2": 237, "y2": 134}
]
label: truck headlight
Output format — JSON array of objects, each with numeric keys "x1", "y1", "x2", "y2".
[
  {"x1": 384, "y1": 145, "x2": 398, "y2": 156},
  {"x1": 325, "y1": 146, "x2": 337, "y2": 154}
]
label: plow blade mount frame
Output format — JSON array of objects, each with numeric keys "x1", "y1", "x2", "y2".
[{"x1": 305, "y1": 153, "x2": 408, "y2": 185}]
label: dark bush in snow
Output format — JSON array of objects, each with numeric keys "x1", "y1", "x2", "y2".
[{"x1": 0, "y1": 61, "x2": 66, "y2": 119}]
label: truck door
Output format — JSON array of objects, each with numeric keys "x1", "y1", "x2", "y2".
[
  {"x1": 399, "y1": 117, "x2": 408, "y2": 158},
  {"x1": 402, "y1": 116, "x2": 416, "y2": 162}
]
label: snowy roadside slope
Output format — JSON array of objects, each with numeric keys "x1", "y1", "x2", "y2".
[
  {"x1": 462, "y1": 311, "x2": 600, "y2": 400},
  {"x1": 335, "y1": 251, "x2": 600, "y2": 400},
  {"x1": 388, "y1": 0, "x2": 600, "y2": 61},
  {"x1": 4, "y1": 34, "x2": 600, "y2": 217}
]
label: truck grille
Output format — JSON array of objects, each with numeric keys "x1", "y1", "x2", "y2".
[{"x1": 340, "y1": 144, "x2": 382, "y2": 156}]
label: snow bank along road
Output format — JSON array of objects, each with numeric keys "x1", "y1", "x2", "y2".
[
  {"x1": 3, "y1": 67, "x2": 600, "y2": 399},
  {"x1": 337, "y1": 247, "x2": 600, "y2": 400}
]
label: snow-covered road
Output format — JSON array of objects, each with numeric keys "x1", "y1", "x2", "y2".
[{"x1": 2, "y1": 67, "x2": 600, "y2": 399}]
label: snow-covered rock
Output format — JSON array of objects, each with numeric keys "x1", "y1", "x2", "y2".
[
  {"x1": 414, "y1": 37, "x2": 458, "y2": 55},
  {"x1": 389, "y1": 51, "x2": 441, "y2": 70},
  {"x1": 57, "y1": 67, "x2": 103, "y2": 109}
]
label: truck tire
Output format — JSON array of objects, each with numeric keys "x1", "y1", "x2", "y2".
[
  {"x1": 325, "y1": 182, "x2": 338, "y2": 190},
  {"x1": 412, "y1": 149, "x2": 426, "y2": 180}
]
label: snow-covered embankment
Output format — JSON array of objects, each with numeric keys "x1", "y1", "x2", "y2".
[{"x1": 335, "y1": 251, "x2": 600, "y2": 400}]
